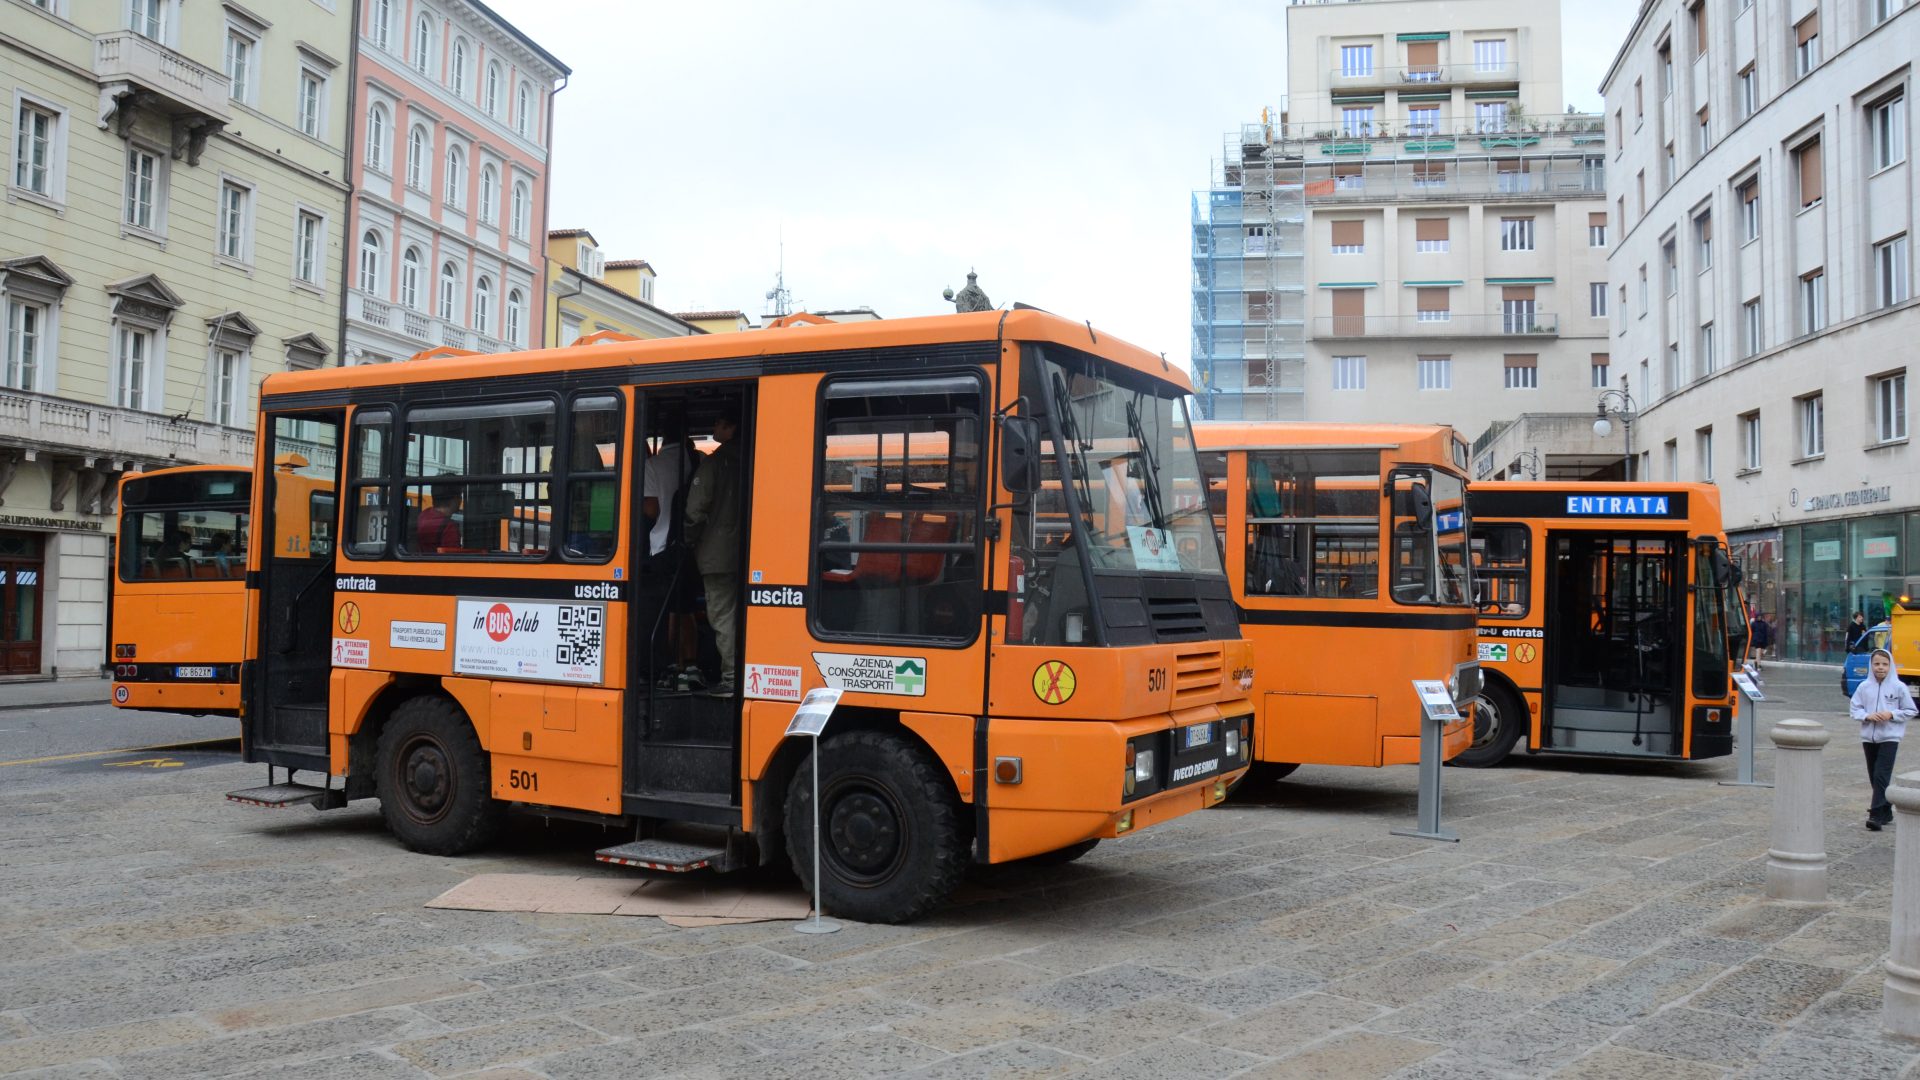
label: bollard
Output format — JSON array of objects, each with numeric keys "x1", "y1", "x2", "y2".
[
  {"x1": 1883, "y1": 773, "x2": 1920, "y2": 1037},
  {"x1": 1764, "y1": 719, "x2": 1830, "y2": 902}
]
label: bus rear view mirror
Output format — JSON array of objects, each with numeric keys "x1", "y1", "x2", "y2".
[{"x1": 1000, "y1": 415, "x2": 1042, "y2": 494}]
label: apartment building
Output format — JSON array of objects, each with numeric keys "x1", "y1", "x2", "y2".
[
  {"x1": 1193, "y1": 0, "x2": 1611, "y2": 434},
  {"x1": 1601, "y1": 0, "x2": 1917, "y2": 661},
  {"x1": 546, "y1": 228, "x2": 698, "y2": 345},
  {"x1": 2, "y1": 0, "x2": 352, "y2": 677},
  {"x1": 343, "y1": 0, "x2": 567, "y2": 366}
]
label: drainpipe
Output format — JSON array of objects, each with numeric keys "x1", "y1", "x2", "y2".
[
  {"x1": 537, "y1": 71, "x2": 568, "y2": 347},
  {"x1": 338, "y1": 0, "x2": 363, "y2": 366}
]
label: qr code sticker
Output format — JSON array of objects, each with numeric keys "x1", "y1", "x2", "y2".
[{"x1": 555, "y1": 604, "x2": 604, "y2": 668}]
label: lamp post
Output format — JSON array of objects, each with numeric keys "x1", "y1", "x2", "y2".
[
  {"x1": 1512, "y1": 448, "x2": 1542, "y2": 480},
  {"x1": 1593, "y1": 375, "x2": 1638, "y2": 481}
]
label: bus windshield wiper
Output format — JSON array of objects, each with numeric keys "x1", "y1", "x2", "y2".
[{"x1": 1126, "y1": 396, "x2": 1169, "y2": 533}]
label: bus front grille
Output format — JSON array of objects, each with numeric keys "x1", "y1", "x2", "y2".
[
  {"x1": 1173, "y1": 646, "x2": 1224, "y2": 705},
  {"x1": 1148, "y1": 597, "x2": 1210, "y2": 642}
]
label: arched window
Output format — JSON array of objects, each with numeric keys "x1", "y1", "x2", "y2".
[
  {"x1": 370, "y1": 0, "x2": 392, "y2": 50},
  {"x1": 406, "y1": 125, "x2": 428, "y2": 190},
  {"x1": 484, "y1": 62, "x2": 501, "y2": 117},
  {"x1": 400, "y1": 246, "x2": 422, "y2": 309},
  {"x1": 478, "y1": 164, "x2": 497, "y2": 225},
  {"x1": 444, "y1": 144, "x2": 464, "y2": 207},
  {"x1": 438, "y1": 262, "x2": 458, "y2": 321},
  {"x1": 450, "y1": 38, "x2": 468, "y2": 96},
  {"x1": 516, "y1": 83, "x2": 532, "y2": 138},
  {"x1": 506, "y1": 288, "x2": 524, "y2": 346},
  {"x1": 510, "y1": 180, "x2": 529, "y2": 240},
  {"x1": 358, "y1": 230, "x2": 382, "y2": 293},
  {"x1": 473, "y1": 275, "x2": 493, "y2": 333},
  {"x1": 365, "y1": 103, "x2": 389, "y2": 172},
  {"x1": 412, "y1": 15, "x2": 432, "y2": 73}
]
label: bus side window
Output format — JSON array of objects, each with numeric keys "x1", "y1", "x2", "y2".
[
  {"x1": 562, "y1": 394, "x2": 622, "y2": 561},
  {"x1": 399, "y1": 399, "x2": 556, "y2": 559},
  {"x1": 346, "y1": 410, "x2": 391, "y2": 558},
  {"x1": 1244, "y1": 451, "x2": 1380, "y2": 600},
  {"x1": 1472, "y1": 524, "x2": 1531, "y2": 617}
]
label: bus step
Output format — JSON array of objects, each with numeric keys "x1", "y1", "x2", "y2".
[
  {"x1": 225, "y1": 783, "x2": 346, "y2": 810},
  {"x1": 595, "y1": 838, "x2": 742, "y2": 873}
]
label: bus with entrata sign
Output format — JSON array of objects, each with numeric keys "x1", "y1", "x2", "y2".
[
  {"x1": 1194, "y1": 423, "x2": 1481, "y2": 778},
  {"x1": 225, "y1": 309, "x2": 1254, "y2": 923},
  {"x1": 1461, "y1": 482, "x2": 1747, "y2": 766}
]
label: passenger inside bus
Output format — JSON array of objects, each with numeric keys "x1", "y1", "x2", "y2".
[{"x1": 414, "y1": 483, "x2": 463, "y2": 552}]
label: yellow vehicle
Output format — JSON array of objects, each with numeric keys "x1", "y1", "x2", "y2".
[
  {"x1": 1195, "y1": 423, "x2": 1480, "y2": 778},
  {"x1": 225, "y1": 310, "x2": 1254, "y2": 922},
  {"x1": 1465, "y1": 482, "x2": 1745, "y2": 764},
  {"x1": 1893, "y1": 579, "x2": 1920, "y2": 685}
]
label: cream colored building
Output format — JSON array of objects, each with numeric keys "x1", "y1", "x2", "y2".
[
  {"x1": 1194, "y1": 0, "x2": 1612, "y2": 438},
  {"x1": 544, "y1": 229, "x2": 697, "y2": 346},
  {"x1": 674, "y1": 310, "x2": 754, "y2": 334},
  {"x1": 1601, "y1": 0, "x2": 1919, "y2": 661},
  {"x1": 2, "y1": 0, "x2": 351, "y2": 677}
]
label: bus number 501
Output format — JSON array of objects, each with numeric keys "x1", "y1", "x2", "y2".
[
  {"x1": 508, "y1": 769, "x2": 538, "y2": 791},
  {"x1": 1146, "y1": 668, "x2": 1167, "y2": 692}
]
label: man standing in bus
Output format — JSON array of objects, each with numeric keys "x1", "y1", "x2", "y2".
[
  {"x1": 643, "y1": 419, "x2": 704, "y2": 691},
  {"x1": 1854, "y1": 648, "x2": 1917, "y2": 831},
  {"x1": 685, "y1": 406, "x2": 743, "y2": 696}
]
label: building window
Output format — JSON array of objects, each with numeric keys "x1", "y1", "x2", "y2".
[
  {"x1": 1589, "y1": 212, "x2": 1607, "y2": 247},
  {"x1": 1408, "y1": 106, "x2": 1438, "y2": 136},
  {"x1": 1878, "y1": 371, "x2": 1909, "y2": 442},
  {"x1": 1658, "y1": 41, "x2": 1673, "y2": 96},
  {"x1": 1695, "y1": 213, "x2": 1712, "y2": 269},
  {"x1": 1663, "y1": 240, "x2": 1678, "y2": 295},
  {"x1": 296, "y1": 210, "x2": 324, "y2": 285},
  {"x1": 1662, "y1": 143, "x2": 1675, "y2": 187},
  {"x1": 478, "y1": 165, "x2": 498, "y2": 225},
  {"x1": 1329, "y1": 220, "x2": 1363, "y2": 254},
  {"x1": 1692, "y1": 1, "x2": 1708, "y2": 57},
  {"x1": 1503, "y1": 354, "x2": 1538, "y2": 389},
  {"x1": 4, "y1": 300, "x2": 44, "y2": 391},
  {"x1": 1874, "y1": 0, "x2": 1904, "y2": 23},
  {"x1": 473, "y1": 275, "x2": 492, "y2": 334},
  {"x1": 1638, "y1": 265, "x2": 1649, "y2": 309},
  {"x1": 1473, "y1": 38, "x2": 1506, "y2": 72},
  {"x1": 1415, "y1": 286, "x2": 1450, "y2": 322},
  {"x1": 412, "y1": 15, "x2": 432, "y2": 73},
  {"x1": 115, "y1": 325, "x2": 152, "y2": 410},
  {"x1": 511, "y1": 181, "x2": 529, "y2": 240},
  {"x1": 298, "y1": 69, "x2": 325, "y2": 138},
  {"x1": 358, "y1": 230, "x2": 382, "y2": 293},
  {"x1": 1667, "y1": 342, "x2": 1682, "y2": 391},
  {"x1": 1590, "y1": 282, "x2": 1608, "y2": 318},
  {"x1": 1412, "y1": 160, "x2": 1446, "y2": 188},
  {"x1": 560, "y1": 315, "x2": 581, "y2": 346},
  {"x1": 444, "y1": 145, "x2": 464, "y2": 207},
  {"x1": 1617, "y1": 286, "x2": 1628, "y2": 332},
  {"x1": 485, "y1": 62, "x2": 502, "y2": 117},
  {"x1": 1474, "y1": 102, "x2": 1508, "y2": 134},
  {"x1": 212, "y1": 348, "x2": 241, "y2": 427},
  {"x1": 406, "y1": 125, "x2": 428, "y2": 190},
  {"x1": 1637, "y1": 170, "x2": 1646, "y2": 216},
  {"x1": 217, "y1": 181, "x2": 250, "y2": 262},
  {"x1": 1495, "y1": 158, "x2": 1529, "y2": 194},
  {"x1": 438, "y1": 262, "x2": 458, "y2": 321},
  {"x1": 1341, "y1": 107, "x2": 1374, "y2": 137},
  {"x1": 1700, "y1": 322, "x2": 1716, "y2": 376},
  {"x1": 124, "y1": 146, "x2": 160, "y2": 231},
  {"x1": 1635, "y1": 78, "x2": 1645, "y2": 125},
  {"x1": 1795, "y1": 12, "x2": 1820, "y2": 76},
  {"x1": 369, "y1": 0, "x2": 391, "y2": 50},
  {"x1": 506, "y1": 288, "x2": 524, "y2": 346},
  {"x1": 1743, "y1": 298, "x2": 1763, "y2": 357},
  {"x1": 1417, "y1": 356, "x2": 1451, "y2": 390},
  {"x1": 1340, "y1": 44, "x2": 1374, "y2": 77},
  {"x1": 1799, "y1": 393, "x2": 1824, "y2": 457},
  {"x1": 450, "y1": 38, "x2": 468, "y2": 96},
  {"x1": 225, "y1": 28, "x2": 254, "y2": 105},
  {"x1": 1697, "y1": 107, "x2": 1711, "y2": 155},
  {"x1": 1739, "y1": 180, "x2": 1759, "y2": 241},
  {"x1": 1877, "y1": 235, "x2": 1910, "y2": 308},
  {"x1": 1872, "y1": 94, "x2": 1907, "y2": 171},
  {"x1": 1332, "y1": 355, "x2": 1366, "y2": 390},
  {"x1": 1499, "y1": 216, "x2": 1534, "y2": 251},
  {"x1": 366, "y1": 103, "x2": 389, "y2": 172},
  {"x1": 1739, "y1": 65, "x2": 1757, "y2": 119},
  {"x1": 13, "y1": 101, "x2": 59, "y2": 197},
  {"x1": 1415, "y1": 217, "x2": 1449, "y2": 252},
  {"x1": 400, "y1": 246, "x2": 422, "y2": 309},
  {"x1": 516, "y1": 83, "x2": 532, "y2": 139},
  {"x1": 1592, "y1": 353, "x2": 1610, "y2": 387},
  {"x1": 1801, "y1": 269, "x2": 1826, "y2": 334},
  {"x1": 1697, "y1": 426, "x2": 1714, "y2": 481},
  {"x1": 1741, "y1": 411, "x2": 1761, "y2": 470},
  {"x1": 1664, "y1": 439, "x2": 1680, "y2": 480}
]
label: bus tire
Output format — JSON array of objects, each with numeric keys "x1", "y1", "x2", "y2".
[
  {"x1": 784, "y1": 730, "x2": 966, "y2": 924},
  {"x1": 375, "y1": 696, "x2": 505, "y2": 856},
  {"x1": 1455, "y1": 681, "x2": 1524, "y2": 768}
]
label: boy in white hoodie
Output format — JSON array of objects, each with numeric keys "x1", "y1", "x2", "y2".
[{"x1": 1852, "y1": 648, "x2": 1919, "y2": 831}]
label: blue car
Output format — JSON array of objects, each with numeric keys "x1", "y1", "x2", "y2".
[{"x1": 1844, "y1": 622, "x2": 1895, "y2": 696}]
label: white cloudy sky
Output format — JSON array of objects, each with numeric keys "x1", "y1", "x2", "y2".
[{"x1": 489, "y1": 0, "x2": 1636, "y2": 366}]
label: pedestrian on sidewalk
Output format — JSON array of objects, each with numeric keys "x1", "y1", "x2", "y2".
[
  {"x1": 1852, "y1": 648, "x2": 1918, "y2": 831},
  {"x1": 1749, "y1": 608, "x2": 1773, "y2": 668}
]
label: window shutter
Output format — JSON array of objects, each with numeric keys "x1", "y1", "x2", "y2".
[
  {"x1": 1333, "y1": 161, "x2": 1362, "y2": 177},
  {"x1": 1412, "y1": 160, "x2": 1447, "y2": 180},
  {"x1": 1796, "y1": 11, "x2": 1819, "y2": 44},
  {"x1": 1592, "y1": 352, "x2": 1610, "y2": 367},
  {"x1": 1741, "y1": 182, "x2": 1759, "y2": 205},
  {"x1": 1415, "y1": 217, "x2": 1449, "y2": 241},
  {"x1": 1504, "y1": 354, "x2": 1538, "y2": 369},
  {"x1": 1501, "y1": 286, "x2": 1535, "y2": 302},
  {"x1": 1407, "y1": 41, "x2": 1439, "y2": 68},
  {"x1": 1416, "y1": 287, "x2": 1449, "y2": 311},
  {"x1": 1330, "y1": 289, "x2": 1365, "y2": 317},
  {"x1": 1496, "y1": 157, "x2": 1523, "y2": 173},
  {"x1": 1588, "y1": 212, "x2": 1607, "y2": 228},
  {"x1": 1330, "y1": 220, "x2": 1364, "y2": 247},
  {"x1": 1692, "y1": 2, "x2": 1708, "y2": 57},
  {"x1": 1699, "y1": 216, "x2": 1712, "y2": 241},
  {"x1": 1798, "y1": 138, "x2": 1823, "y2": 205}
]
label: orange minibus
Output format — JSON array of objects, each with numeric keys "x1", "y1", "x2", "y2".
[{"x1": 221, "y1": 309, "x2": 1254, "y2": 923}]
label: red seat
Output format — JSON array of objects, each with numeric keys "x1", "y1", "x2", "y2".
[{"x1": 824, "y1": 514, "x2": 951, "y2": 585}]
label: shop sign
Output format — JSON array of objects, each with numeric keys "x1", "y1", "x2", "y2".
[
  {"x1": 1813, "y1": 540, "x2": 1841, "y2": 561},
  {"x1": 0, "y1": 513, "x2": 102, "y2": 532},
  {"x1": 1864, "y1": 537, "x2": 1899, "y2": 559},
  {"x1": 1800, "y1": 485, "x2": 1894, "y2": 514}
]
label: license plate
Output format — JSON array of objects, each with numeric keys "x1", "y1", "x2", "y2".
[
  {"x1": 175, "y1": 666, "x2": 215, "y2": 679},
  {"x1": 1184, "y1": 722, "x2": 1214, "y2": 749}
]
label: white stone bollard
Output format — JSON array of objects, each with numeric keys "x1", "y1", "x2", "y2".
[
  {"x1": 1764, "y1": 719, "x2": 1830, "y2": 902},
  {"x1": 1883, "y1": 772, "x2": 1920, "y2": 1037}
]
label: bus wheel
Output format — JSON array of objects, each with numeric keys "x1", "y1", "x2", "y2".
[
  {"x1": 375, "y1": 696, "x2": 505, "y2": 856},
  {"x1": 784, "y1": 731, "x2": 966, "y2": 924},
  {"x1": 1455, "y1": 682, "x2": 1524, "y2": 768}
]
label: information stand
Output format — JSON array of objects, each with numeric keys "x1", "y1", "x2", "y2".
[
  {"x1": 1391, "y1": 680, "x2": 1461, "y2": 843},
  {"x1": 1720, "y1": 668, "x2": 1772, "y2": 788},
  {"x1": 784, "y1": 688, "x2": 845, "y2": 934}
]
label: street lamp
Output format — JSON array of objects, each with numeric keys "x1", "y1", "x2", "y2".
[
  {"x1": 1512, "y1": 448, "x2": 1542, "y2": 480},
  {"x1": 1593, "y1": 374, "x2": 1638, "y2": 480}
]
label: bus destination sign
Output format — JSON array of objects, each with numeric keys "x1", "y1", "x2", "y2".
[{"x1": 1564, "y1": 495, "x2": 1671, "y2": 516}]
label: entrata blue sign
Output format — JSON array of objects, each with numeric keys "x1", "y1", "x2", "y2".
[
  {"x1": 1565, "y1": 495, "x2": 1671, "y2": 516},
  {"x1": 1436, "y1": 509, "x2": 1464, "y2": 533}
]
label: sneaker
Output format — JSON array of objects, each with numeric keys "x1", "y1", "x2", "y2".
[
  {"x1": 676, "y1": 667, "x2": 707, "y2": 692},
  {"x1": 1867, "y1": 820, "x2": 1884, "y2": 832},
  {"x1": 654, "y1": 664, "x2": 682, "y2": 691},
  {"x1": 706, "y1": 678, "x2": 736, "y2": 698}
]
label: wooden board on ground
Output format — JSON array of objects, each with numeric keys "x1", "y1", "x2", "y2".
[{"x1": 427, "y1": 873, "x2": 811, "y2": 924}]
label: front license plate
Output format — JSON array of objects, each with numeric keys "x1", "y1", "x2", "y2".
[
  {"x1": 175, "y1": 666, "x2": 215, "y2": 679},
  {"x1": 1184, "y1": 722, "x2": 1214, "y2": 749}
]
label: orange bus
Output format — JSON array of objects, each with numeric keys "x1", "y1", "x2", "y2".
[
  {"x1": 1462, "y1": 482, "x2": 1746, "y2": 765},
  {"x1": 225, "y1": 310, "x2": 1254, "y2": 923},
  {"x1": 1196, "y1": 423, "x2": 1481, "y2": 778}
]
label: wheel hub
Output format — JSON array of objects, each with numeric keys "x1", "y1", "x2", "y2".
[
  {"x1": 827, "y1": 789, "x2": 902, "y2": 881},
  {"x1": 400, "y1": 738, "x2": 451, "y2": 820},
  {"x1": 1470, "y1": 695, "x2": 1499, "y2": 749}
]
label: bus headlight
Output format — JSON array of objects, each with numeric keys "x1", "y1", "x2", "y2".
[
  {"x1": 1134, "y1": 748, "x2": 1156, "y2": 786},
  {"x1": 1224, "y1": 727, "x2": 1239, "y2": 760}
]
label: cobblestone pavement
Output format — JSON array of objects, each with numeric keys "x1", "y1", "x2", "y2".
[{"x1": 3, "y1": 667, "x2": 1918, "y2": 1078}]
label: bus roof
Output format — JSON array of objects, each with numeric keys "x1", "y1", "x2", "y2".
[
  {"x1": 117, "y1": 463, "x2": 250, "y2": 491},
  {"x1": 1194, "y1": 421, "x2": 1466, "y2": 456},
  {"x1": 260, "y1": 309, "x2": 1191, "y2": 402}
]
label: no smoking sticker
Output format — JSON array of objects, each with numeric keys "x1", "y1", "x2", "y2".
[
  {"x1": 337, "y1": 601, "x2": 361, "y2": 634},
  {"x1": 1033, "y1": 660, "x2": 1076, "y2": 705}
]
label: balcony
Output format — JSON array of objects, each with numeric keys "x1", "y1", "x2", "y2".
[
  {"x1": 0, "y1": 387, "x2": 255, "y2": 466},
  {"x1": 1303, "y1": 159, "x2": 1604, "y2": 203},
  {"x1": 1327, "y1": 60, "x2": 1521, "y2": 92},
  {"x1": 1243, "y1": 113, "x2": 1604, "y2": 152},
  {"x1": 349, "y1": 291, "x2": 514, "y2": 356},
  {"x1": 1311, "y1": 313, "x2": 1560, "y2": 339},
  {"x1": 93, "y1": 31, "x2": 230, "y2": 163}
]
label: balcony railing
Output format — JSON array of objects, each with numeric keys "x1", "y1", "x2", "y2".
[
  {"x1": 1327, "y1": 60, "x2": 1521, "y2": 91},
  {"x1": 93, "y1": 30, "x2": 231, "y2": 125},
  {"x1": 349, "y1": 290, "x2": 513, "y2": 356},
  {"x1": 1311, "y1": 313, "x2": 1560, "y2": 339},
  {"x1": 1238, "y1": 113, "x2": 1605, "y2": 151},
  {"x1": 0, "y1": 387, "x2": 255, "y2": 465},
  {"x1": 1302, "y1": 162, "x2": 1604, "y2": 202}
]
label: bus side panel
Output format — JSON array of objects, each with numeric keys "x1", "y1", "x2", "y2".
[
  {"x1": 327, "y1": 668, "x2": 395, "y2": 770},
  {"x1": 487, "y1": 682, "x2": 620, "y2": 813},
  {"x1": 1263, "y1": 692, "x2": 1378, "y2": 767},
  {"x1": 901, "y1": 711, "x2": 976, "y2": 803}
]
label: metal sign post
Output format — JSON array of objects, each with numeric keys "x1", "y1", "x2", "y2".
[
  {"x1": 1721, "y1": 670, "x2": 1772, "y2": 788},
  {"x1": 784, "y1": 687, "x2": 845, "y2": 934},
  {"x1": 1392, "y1": 680, "x2": 1460, "y2": 843}
]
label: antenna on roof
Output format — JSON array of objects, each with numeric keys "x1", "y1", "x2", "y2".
[{"x1": 764, "y1": 229, "x2": 792, "y2": 319}]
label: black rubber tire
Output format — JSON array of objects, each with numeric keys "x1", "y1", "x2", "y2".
[
  {"x1": 1017, "y1": 838, "x2": 1100, "y2": 867},
  {"x1": 1250, "y1": 761, "x2": 1301, "y2": 782},
  {"x1": 1454, "y1": 679, "x2": 1525, "y2": 768},
  {"x1": 784, "y1": 730, "x2": 966, "y2": 924},
  {"x1": 375, "y1": 695, "x2": 505, "y2": 856}
]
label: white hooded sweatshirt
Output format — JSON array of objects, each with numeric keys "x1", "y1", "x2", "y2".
[{"x1": 1852, "y1": 670, "x2": 1918, "y2": 744}]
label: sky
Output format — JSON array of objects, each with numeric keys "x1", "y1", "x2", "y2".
[{"x1": 488, "y1": 0, "x2": 1637, "y2": 368}]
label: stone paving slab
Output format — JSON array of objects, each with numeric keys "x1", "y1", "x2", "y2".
[{"x1": 3, "y1": 668, "x2": 1920, "y2": 1077}]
